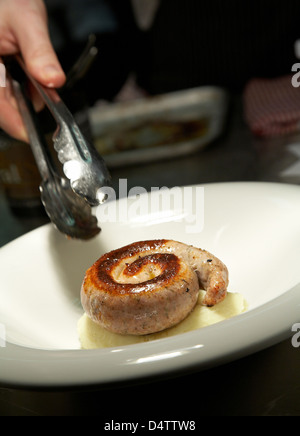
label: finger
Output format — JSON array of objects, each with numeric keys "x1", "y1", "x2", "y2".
[
  {"x1": 0, "y1": 83, "x2": 28, "y2": 142},
  {"x1": 11, "y1": 1, "x2": 66, "y2": 88},
  {"x1": 27, "y1": 81, "x2": 45, "y2": 113}
]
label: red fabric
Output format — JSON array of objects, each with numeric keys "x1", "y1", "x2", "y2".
[{"x1": 244, "y1": 75, "x2": 300, "y2": 137}]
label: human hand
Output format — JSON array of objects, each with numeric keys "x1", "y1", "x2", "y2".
[{"x1": 0, "y1": 0, "x2": 66, "y2": 141}]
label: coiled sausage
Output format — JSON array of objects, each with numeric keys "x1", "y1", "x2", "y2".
[{"x1": 81, "y1": 240, "x2": 229, "y2": 335}]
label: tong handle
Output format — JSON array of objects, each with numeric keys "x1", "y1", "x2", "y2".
[
  {"x1": 11, "y1": 78, "x2": 53, "y2": 182},
  {"x1": 15, "y1": 54, "x2": 111, "y2": 206},
  {"x1": 15, "y1": 55, "x2": 90, "y2": 160},
  {"x1": 65, "y1": 34, "x2": 98, "y2": 89}
]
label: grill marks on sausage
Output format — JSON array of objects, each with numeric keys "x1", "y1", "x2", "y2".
[{"x1": 97, "y1": 252, "x2": 181, "y2": 295}]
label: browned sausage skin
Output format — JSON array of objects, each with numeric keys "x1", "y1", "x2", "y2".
[{"x1": 81, "y1": 240, "x2": 229, "y2": 336}]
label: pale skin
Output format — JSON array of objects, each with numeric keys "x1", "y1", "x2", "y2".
[{"x1": 0, "y1": 0, "x2": 65, "y2": 141}]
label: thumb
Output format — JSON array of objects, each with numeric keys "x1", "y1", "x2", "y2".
[{"x1": 12, "y1": 2, "x2": 66, "y2": 88}]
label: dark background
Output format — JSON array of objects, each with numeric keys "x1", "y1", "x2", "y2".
[{"x1": 48, "y1": 0, "x2": 300, "y2": 102}]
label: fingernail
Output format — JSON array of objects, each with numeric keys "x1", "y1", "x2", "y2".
[
  {"x1": 32, "y1": 97, "x2": 45, "y2": 112},
  {"x1": 41, "y1": 65, "x2": 63, "y2": 85},
  {"x1": 18, "y1": 126, "x2": 29, "y2": 143},
  {"x1": 44, "y1": 65, "x2": 61, "y2": 76}
]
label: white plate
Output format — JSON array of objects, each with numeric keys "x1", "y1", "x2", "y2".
[{"x1": 0, "y1": 182, "x2": 299, "y2": 387}]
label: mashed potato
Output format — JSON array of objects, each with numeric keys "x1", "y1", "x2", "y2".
[{"x1": 78, "y1": 291, "x2": 248, "y2": 349}]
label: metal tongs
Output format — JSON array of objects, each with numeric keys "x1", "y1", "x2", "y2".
[{"x1": 9, "y1": 55, "x2": 111, "y2": 240}]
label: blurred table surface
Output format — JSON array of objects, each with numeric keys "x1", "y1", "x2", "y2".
[{"x1": 0, "y1": 98, "x2": 300, "y2": 417}]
